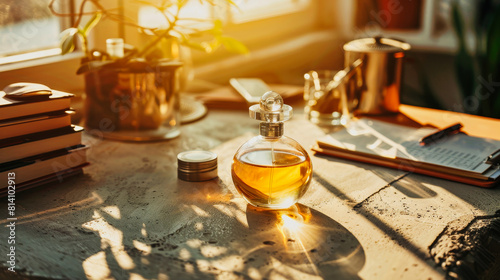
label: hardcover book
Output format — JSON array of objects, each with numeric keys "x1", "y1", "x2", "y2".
[
  {"x1": 0, "y1": 125, "x2": 84, "y2": 163},
  {"x1": 0, "y1": 90, "x2": 73, "y2": 121},
  {"x1": 0, "y1": 145, "x2": 88, "y2": 188},
  {"x1": 0, "y1": 111, "x2": 72, "y2": 139}
]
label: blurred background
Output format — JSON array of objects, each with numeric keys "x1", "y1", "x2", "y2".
[{"x1": 0, "y1": 0, "x2": 499, "y2": 118}]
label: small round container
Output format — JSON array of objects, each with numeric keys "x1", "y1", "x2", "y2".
[{"x1": 177, "y1": 151, "x2": 218, "y2": 182}]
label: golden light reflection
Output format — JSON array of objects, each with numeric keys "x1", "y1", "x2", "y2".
[
  {"x1": 245, "y1": 204, "x2": 366, "y2": 277},
  {"x1": 190, "y1": 205, "x2": 210, "y2": 217},
  {"x1": 179, "y1": 248, "x2": 191, "y2": 260},
  {"x1": 213, "y1": 204, "x2": 234, "y2": 217},
  {"x1": 130, "y1": 272, "x2": 148, "y2": 280},
  {"x1": 274, "y1": 211, "x2": 320, "y2": 277},
  {"x1": 213, "y1": 203, "x2": 248, "y2": 228},
  {"x1": 195, "y1": 222, "x2": 204, "y2": 231},
  {"x1": 141, "y1": 223, "x2": 148, "y2": 237},
  {"x1": 101, "y1": 205, "x2": 121, "y2": 219},
  {"x1": 82, "y1": 211, "x2": 136, "y2": 270},
  {"x1": 280, "y1": 214, "x2": 303, "y2": 233},
  {"x1": 176, "y1": 179, "x2": 233, "y2": 204},
  {"x1": 82, "y1": 251, "x2": 110, "y2": 279},
  {"x1": 186, "y1": 239, "x2": 203, "y2": 248},
  {"x1": 158, "y1": 272, "x2": 169, "y2": 280},
  {"x1": 247, "y1": 267, "x2": 262, "y2": 279},
  {"x1": 133, "y1": 240, "x2": 152, "y2": 255},
  {"x1": 200, "y1": 244, "x2": 228, "y2": 258},
  {"x1": 184, "y1": 263, "x2": 195, "y2": 274}
]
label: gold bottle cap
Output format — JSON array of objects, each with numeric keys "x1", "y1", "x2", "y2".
[{"x1": 177, "y1": 151, "x2": 218, "y2": 182}]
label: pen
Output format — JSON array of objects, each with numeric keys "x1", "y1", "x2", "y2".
[
  {"x1": 419, "y1": 123, "x2": 463, "y2": 146},
  {"x1": 486, "y1": 148, "x2": 500, "y2": 165}
]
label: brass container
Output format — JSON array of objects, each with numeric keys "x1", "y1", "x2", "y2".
[
  {"x1": 83, "y1": 60, "x2": 183, "y2": 141},
  {"x1": 343, "y1": 37, "x2": 411, "y2": 114}
]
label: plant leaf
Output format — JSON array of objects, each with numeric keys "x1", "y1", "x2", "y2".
[
  {"x1": 451, "y1": 2, "x2": 466, "y2": 47},
  {"x1": 59, "y1": 28, "x2": 78, "y2": 55},
  {"x1": 83, "y1": 12, "x2": 102, "y2": 37},
  {"x1": 59, "y1": 27, "x2": 78, "y2": 39},
  {"x1": 486, "y1": 6, "x2": 500, "y2": 75},
  {"x1": 178, "y1": 33, "x2": 208, "y2": 52},
  {"x1": 493, "y1": 92, "x2": 500, "y2": 118},
  {"x1": 210, "y1": 19, "x2": 223, "y2": 36},
  {"x1": 177, "y1": 0, "x2": 188, "y2": 9},
  {"x1": 185, "y1": 40, "x2": 209, "y2": 52},
  {"x1": 134, "y1": 0, "x2": 155, "y2": 5},
  {"x1": 60, "y1": 35, "x2": 76, "y2": 55},
  {"x1": 223, "y1": 0, "x2": 237, "y2": 6},
  {"x1": 159, "y1": 0, "x2": 174, "y2": 11},
  {"x1": 451, "y1": 1, "x2": 477, "y2": 106},
  {"x1": 200, "y1": 40, "x2": 220, "y2": 53},
  {"x1": 220, "y1": 36, "x2": 249, "y2": 54},
  {"x1": 201, "y1": 0, "x2": 216, "y2": 5},
  {"x1": 200, "y1": 0, "x2": 236, "y2": 6}
]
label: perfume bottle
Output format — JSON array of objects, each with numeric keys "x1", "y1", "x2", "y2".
[{"x1": 231, "y1": 91, "x2": 313, "y2": 209}]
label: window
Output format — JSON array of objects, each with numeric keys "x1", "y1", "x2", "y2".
[
  {"x1": 134, "y1": 0, "x2": 316, "y2": 60},
  {"x1": 0, "y1": 0, "x2": 72, "y2": 64},
  {"x1": 138, "y1": 1, "x2": 213, "y2": 31},
  {"x1": 137, "y1": 0, "x2": 313, "y2": 32},
  {"x1": 132, "y1": 0, "x2": 325, "y2": 84},
  {"x1": 0, "y1": 0, "x2": 316, "y2": 65},
  {"x1": 0, "y1": 0, "x2": 327, "y2": 92},
  {"x1": 230, "y1": 0, "x2": 311, "y2": 23}
]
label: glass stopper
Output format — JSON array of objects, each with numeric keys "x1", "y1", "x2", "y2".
[
  {"x1": 249, "y1": 91, "x2": 292, "y2": 123},
  {"x1": 260, "y1": 91, "x2": 283, "y2": 112}
]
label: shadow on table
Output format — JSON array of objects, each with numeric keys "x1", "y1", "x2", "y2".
[
  {"x1": 312, "y1": 171, "x2": 436, "y2": 266},
  {"x1": 70, "y1": 177, "x2": 366, "y2": 280},
  {"x1": 244, "y1": 204, "x2": 365, "y2": 279},
  {"x1": 313, "y1": 153, "x2": 437, "y2": 201},
  {"x1": 6, "y1": 147, "x2": 368, "y2": 280},
  {"x1": 370, "y1": 169, "x2": 438, "y2": 199}
]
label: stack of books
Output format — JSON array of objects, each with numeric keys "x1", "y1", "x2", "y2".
[{"x1": 0, "y1": 83, "x2": 88, "y2": 195}]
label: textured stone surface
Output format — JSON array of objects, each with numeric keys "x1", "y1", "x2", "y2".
[{"x1": 1, "y1": 108, "x2": 499, "y2": 280}]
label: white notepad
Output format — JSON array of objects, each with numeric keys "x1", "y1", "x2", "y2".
[{"x1": 314, "y1": 118, "x2": 500, "y2": 186}]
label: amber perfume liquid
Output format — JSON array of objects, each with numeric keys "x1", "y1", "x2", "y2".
[{"x1": 232, "y1": 149, "x2": 312, "y2": 209}]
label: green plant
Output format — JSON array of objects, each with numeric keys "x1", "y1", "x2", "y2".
[
  {"x1": 49, "y1": 0, "x2": 248, "y2": 65},
  {"x1": 451, "y1": 0, "x2": 500, "y2": 118}
]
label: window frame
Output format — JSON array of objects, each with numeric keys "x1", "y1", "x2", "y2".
[
  {"x1": 127, "y1": 0, "x2": 322, "y2": 65},
  {"x1": 0, "y1": 0, "x2": 342, "y2": 92},
  {"x1": 0, "y1": 0, "x2": 76, "y2": 65}
]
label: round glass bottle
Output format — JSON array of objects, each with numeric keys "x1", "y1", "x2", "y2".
[{"x1": 231, "y1": 92, "x2": 313, "y2": 209}]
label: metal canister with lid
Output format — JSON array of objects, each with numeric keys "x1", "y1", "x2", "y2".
[
  {"x1": 343, "y1": 37, "x2": 411, "y2": 114},
  {"x1": 177, "y1": 151, "x2": 218, "y2": 182}
]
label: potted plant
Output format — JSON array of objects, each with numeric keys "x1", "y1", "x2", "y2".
[{"x1": 49, "y1": 0, "x2": 247, "y2": 140}]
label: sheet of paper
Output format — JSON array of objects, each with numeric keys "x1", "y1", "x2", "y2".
[{"x1": 319, "y1": 119, "x2": 500, "y2": 174}]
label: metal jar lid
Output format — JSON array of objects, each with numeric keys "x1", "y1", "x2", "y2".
[
  {"x1": 177, "y1": 150, "x2": 218, "y2": 182},
  {"x1": 343, "y1": 37, "x2": 411, "y2": 53}
]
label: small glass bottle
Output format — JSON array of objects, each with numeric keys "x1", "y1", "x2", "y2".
[
  {"x1": 106, "y1": 38, "x2": 124, "y2": 59},
  {"x1": 231, "y1": 91, "x2": 313, "y2": 209}
]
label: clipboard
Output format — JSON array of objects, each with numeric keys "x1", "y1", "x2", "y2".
[{"x1": 312, "y1": 118, "x2": 500, "y2": 188}]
